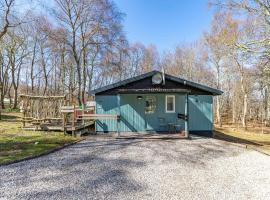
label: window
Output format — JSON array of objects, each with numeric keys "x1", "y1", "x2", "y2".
[
  {"x1": 166, "y1": 95, "x2": 175, "y2": 113},
  {"x1": 145, "y1": 96, "x2": 156, "y2": 114}
]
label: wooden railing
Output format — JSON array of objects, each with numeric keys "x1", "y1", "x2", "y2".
[{"x1": 60, "y1": 105, "x2": 119, "y2": 136}]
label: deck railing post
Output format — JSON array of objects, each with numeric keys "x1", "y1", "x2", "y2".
[
  {"x1": 22, "y1": 110, "x2": 26, "y2": 128},
  {"x1": 62, "y1": 113, "x2": 66, "y2": 135}
]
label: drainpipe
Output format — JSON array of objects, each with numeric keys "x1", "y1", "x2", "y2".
[{"x1": 185, "y1": 93, "x2": 189, "y2": 138}]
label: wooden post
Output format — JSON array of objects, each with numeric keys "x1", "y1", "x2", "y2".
[
  {"x1": 62, "y1": 113, "x2": 66, "y2": 135},
  {"x1": 185, "y1": 93, "x2": 189, "y2": 138},
  {"x1": 82, "y1": 102, "x2": 85, "y2": 126},
  {"x1": 62, "y1": 100, "x2": 66, "y2": 135},
  {"x1": 22, "y1": 110, "x2": 26, "y2": 128}
]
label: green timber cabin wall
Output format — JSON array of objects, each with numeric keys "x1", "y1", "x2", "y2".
[
  {"x1": 95, "y1": 94, "x2": 213, "y2": 133},
  {"x1": 91, "y1": 70, "x2": 222, "y2": 136}
]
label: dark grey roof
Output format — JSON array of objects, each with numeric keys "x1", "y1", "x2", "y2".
[{"x1": 90, "y1": 70, "x2": 223, "y2": 95}]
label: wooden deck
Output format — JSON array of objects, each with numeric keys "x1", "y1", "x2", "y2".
[{"x1": 22, "y1": 121, "x2": 94, "y2": 133}]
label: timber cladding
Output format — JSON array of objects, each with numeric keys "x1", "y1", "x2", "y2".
[{"x1": 92, "y1": 71, "x2": 220, "y2": 136}]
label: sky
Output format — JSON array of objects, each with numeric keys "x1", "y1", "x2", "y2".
[{"x1": 114, "y1": 0, "x2": 214, "y2": 52}]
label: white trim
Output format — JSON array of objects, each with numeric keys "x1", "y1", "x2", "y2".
[{"x1": 165, "y1": 95, "x2": 175, "y2": 113}]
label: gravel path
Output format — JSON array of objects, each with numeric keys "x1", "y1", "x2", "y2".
[{"x1": 0, "y1": 136, "x2": 270, "y2": 200}]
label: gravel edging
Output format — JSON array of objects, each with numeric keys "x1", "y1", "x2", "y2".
[
  {"x1": 212, "y1": 136, "x2": 270, "y2": 156},
  {"x1": 1, "y1": 136, "x2": 269, "y2": 200},
  {"x1": 247, "y1": 145, "x2": 270, "y2": 156},
  {"x1": 0, "y1": 138, "x2": 84, "y2": 167}
]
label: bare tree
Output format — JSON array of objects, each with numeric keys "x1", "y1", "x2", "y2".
[
  {"x1": 141, "y1": 45, "x2": 159, "y2": 72},
  {"x1": 0, "y1": 48, "x2": 9, "y2": 109},
  {"x1": 6, "y1": 28, "x2": 28, "y2": 109},
  {"x1": 0, "y1": 0, "x2": 15, "y2": 40},
  {"x1": 204, "y1": 12, "x2": 236, "y2": 127}
]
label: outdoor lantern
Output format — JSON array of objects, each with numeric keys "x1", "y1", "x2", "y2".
[
  {"x1": 137, "y1": 96, "x2": 143, "y2": 100},
  {"x1": 195, "y1": 95, "x2": 199, "y2": 103}
]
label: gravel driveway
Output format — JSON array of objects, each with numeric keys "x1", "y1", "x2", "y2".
[{"x1": 0, "y1": 136, "x2": 270, "y2": 200}]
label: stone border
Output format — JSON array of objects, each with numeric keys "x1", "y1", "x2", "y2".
[
  {"x1": 0, "y1": 138, "x2": 84, "y2": 167},
  {"x1": 246, "y1": 145, "x2": 270, "y2": 156},
  {"x1": 115, "y1": 135, "x2": 188, "y2": 140},
  {"x1": 212, "y1": 136, "x2": 269, "y2": 156}
]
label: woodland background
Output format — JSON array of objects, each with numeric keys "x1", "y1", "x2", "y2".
[{"x1": 0, "y1": 0, "x2": 270, "y2": 129}]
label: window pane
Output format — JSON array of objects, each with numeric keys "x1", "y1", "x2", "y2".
[
  {"x1": 166, "y1": 96, "x2": 174, "y2": 112},
  {"x1": 145, "y1": 96, "x2": 156, "y2": 114}
]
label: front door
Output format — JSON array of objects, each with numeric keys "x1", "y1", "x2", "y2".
[
  {"x1": 133, "y1": 94, "x2": 156, "y2": 132},
  {"x1": 133, "y1": 95, "x2": 146, "y2": 131},
  {"x1": 144, "y1": 95, "x2": 157, "y2": 131}
]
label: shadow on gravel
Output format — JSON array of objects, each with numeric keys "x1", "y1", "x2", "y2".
[
  {"x1": 23, "y1": 168, "x2": 144, "y2": 199},
  {"x1": 133, "y1": 137, "x2": 243, "y2": 168},
  {"x1": 0, "y1": 138, "x2": 146, "y2": 199},
  {"x1": 0, "y1": 137, "x2": 245, "y2": 199}
]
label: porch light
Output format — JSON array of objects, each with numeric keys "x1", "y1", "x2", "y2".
[
  {"x1": 137, "y1": 96, "x2": 143, "y2": 100},
  {"x1": 195, "y1": 95, "x2": 199, "y2": 103}
]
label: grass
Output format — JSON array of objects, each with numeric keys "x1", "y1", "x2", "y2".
[
  {"x1": 214, "y1": 126, "x2": 270, "y2": 155},
  {"x1": 0, "y1": 112, "x2": 79, "y2": 165}
]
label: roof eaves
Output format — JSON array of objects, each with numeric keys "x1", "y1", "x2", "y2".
[
  {"x1": 166, "y1": 74, "x2": 223, "y2": 95},
  {"x1": 90, "y1": 70, "x2": 223, "y2": 96},
  {"x1": 90, "y1": 70, "x2": 158, "y2": 95}
]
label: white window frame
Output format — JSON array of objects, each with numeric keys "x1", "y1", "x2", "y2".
[{"x1": 165, "y1": 95, "x2": 175, "y2": 113}]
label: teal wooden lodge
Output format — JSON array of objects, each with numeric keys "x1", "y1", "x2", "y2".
[{"x1": 90, "y1": 71, "x2": 222, "y2": 137}]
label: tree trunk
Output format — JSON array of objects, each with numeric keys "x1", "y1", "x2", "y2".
[
  {"x1": 72, "y1": 30, "x2": 82, "y2": 105},
  {"x1": 0, "y1": 93, "x2": 4, "y2": 109},
  {"x1": 216, "y1": 96, "x2": 222, "y2": 127},
  {"x1": 235, "y1": 58, "x2": 248, "y2": 129},
  {"x1": 264, "y1": 86, "x2": 269, "y2": 125},
  {"x1": 10, "y1": 51, "x2": 17, "y2": 109},
  {"x1": 60, "y1": 47, "x2": 65, "y2": 94},
  {"x1": 242, "y1": 93, "x2": 247, "y2": 129},
  {"x1": 216, "y1": 64, "x2": 222, "y2": 127},
  {"x1": 41, "y1": 45, "x2": 48, "y2": 95},
  {"x1": 30, "y1": 38, "x2": 37, "y2": 94},
  {"x1": 12, "y1": 86, "x2": 18, "y2": 109},
  {"x1": 7, "y1": 84, "x2": 12, "y2": 108},
  {"x1": 87, "y1": 60, "x2": 95, "y2": 94},
  {"x1": 239, "y1": 70, "x2": 247, "y2": 129},
  {"x1": 76, "y1": 61, "x2": 82, "y2": 105},
  {"x1": 232, "y1": 95, "x2": 236, "y2": 124},
  {"x1": 87, "y1": 46, "x2": 99, "y2": 94},
  {"x1": 82, "y1": 48, "x2": 87, "y2": 104},
  {"x1": 69, "y1": 63, "x2": 75, "y2": 104}
]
